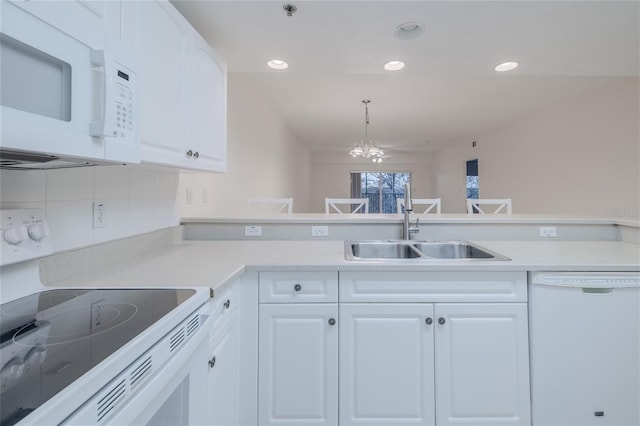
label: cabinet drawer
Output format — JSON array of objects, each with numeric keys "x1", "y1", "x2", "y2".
[
  {"x1": 339, "y1": 271, "x2": 527, "y2": 303},
  {"x1": 259, "y1": 271, "x2": 338, "y2": 303}
]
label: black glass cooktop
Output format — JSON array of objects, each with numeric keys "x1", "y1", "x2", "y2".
[{"x1": 0, "y1": 288, "x2": 195, "y2": 426}]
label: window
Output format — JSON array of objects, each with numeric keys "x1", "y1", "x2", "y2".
[
  {"x1": 466, "y1": 159, "x2": 479, "y2": 199},
  {"x1": 351, "y1": 172, "x2": 410, "y2": 213}
]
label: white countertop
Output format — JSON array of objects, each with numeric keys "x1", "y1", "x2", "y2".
[{"x1": 50, "y1": 239, "x2": 640, "y2": 290}]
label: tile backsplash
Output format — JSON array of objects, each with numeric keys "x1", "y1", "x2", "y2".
[{"x1": 0, "y1": 165, "x2": 180, "y2": 253}]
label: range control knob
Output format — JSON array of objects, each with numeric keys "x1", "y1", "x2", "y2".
[
  {"x1": 27, "y1": 222, "x2": 49, "y2": 241},
  {"x1": 25, "y1": 345, "x2": 47, "y2": 366},
  {"x1": 1, "y1": 357, "x2": 25, "y2": 381},
  {"x1": 3, "y1": 225, "x2": 28, "y2": 245}
]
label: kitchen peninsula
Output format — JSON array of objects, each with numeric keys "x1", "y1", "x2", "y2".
[{"x1": 33, "y1": 214, "x2": 639, "y2": 426}]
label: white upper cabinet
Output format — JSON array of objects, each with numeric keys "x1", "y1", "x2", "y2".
[
  {"x1": 188, "y1": 32, "x2": 227, "y2": 172},
  {"x1": 117, "y1": 0, "x2": 227, "y2": 171},
  {"x1": 121, "y1": 1, "x2": 189, "y2": 166},
  {"x1": 10, "y1": 0, "x2": 108, "y2": 49}
]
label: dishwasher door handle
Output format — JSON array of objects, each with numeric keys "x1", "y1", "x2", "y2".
[{"x1": 582, "y1": 287, "x2": 614, "y2": 294}]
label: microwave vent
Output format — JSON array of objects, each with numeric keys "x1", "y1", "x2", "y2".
[{"x1": 0, "y1": 149, "x2": 96, "y2": 169}]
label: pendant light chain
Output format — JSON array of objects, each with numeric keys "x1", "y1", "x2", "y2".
[{"x1": 364, "y1": 100, "x2": 370, "y2": 140}]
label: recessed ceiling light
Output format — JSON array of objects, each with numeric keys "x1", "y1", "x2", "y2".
[
  {"x1": 384, "y1": 60, "x2": 405, "y2": 71},
  {"x1": 394, "y1": 22, "x2": 424, "y2": 40},
  {"x1": 267, "y1": 59, "x2": 288, "y2": 70},
  {"x1": 494, "y1": 61, "x2": 519, "y2": 72}
]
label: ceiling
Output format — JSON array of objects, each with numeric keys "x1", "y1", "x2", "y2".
[{"x1": 172, "y1": 1, "x2": 639, "y2": 157}]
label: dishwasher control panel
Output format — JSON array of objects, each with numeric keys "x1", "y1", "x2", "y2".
[
  {"x1": 1, "y1": 209, "x2": 52, "y2": 266},
  {"x1": 530, "y1": 272, "x2": 640, "y2": 288}
]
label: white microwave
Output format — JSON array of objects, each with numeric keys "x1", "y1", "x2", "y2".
[{"x1": 0, "y1": 1, "x2": 139, "y2": 166}]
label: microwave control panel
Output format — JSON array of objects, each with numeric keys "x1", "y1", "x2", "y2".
[
  {"x1": 106, "y1": 62, "x2": 136, "y2": 141},
  {"x1": 90, "y1": 49, "x2": 138, "y2": 162}
]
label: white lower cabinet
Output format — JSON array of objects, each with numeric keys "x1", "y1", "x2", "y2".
[
  {"x1": 434, "y1": 303, "x2": 531, "y2": 426},
  {"x1": 258, "y1": 304, "x2": 339, "y2": 425},
  {"x1": 339, "y1": 304, "x2": 436, "y2": 425},
  {"x1": 339, "y1": 303, "x2": 530, "y2": 426},
  {"x1": 208, "y1": 287, "x2": 239, "y2": 426},
  {"x1": 255, "y1": 270, "x2": 530, "y2": 426}
]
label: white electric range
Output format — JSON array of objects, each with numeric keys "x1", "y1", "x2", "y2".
[{"x1": 0, "y1": 209, "x2": 212, "y2": 426}]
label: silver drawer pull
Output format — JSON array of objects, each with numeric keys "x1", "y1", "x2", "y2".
[
  {"x1": 208, "y1": 356, "x2": 216, "y2": 368},
  {"x1": 294, "y1": 284, "x2": 302, "y2": 292},
  {"x1": 328, "y1": 318, "x2": 336, "y2": 326}
]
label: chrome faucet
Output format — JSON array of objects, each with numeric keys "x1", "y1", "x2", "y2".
[{"x1": 402, "y1": 183, "x2": 420, "y2": 240}]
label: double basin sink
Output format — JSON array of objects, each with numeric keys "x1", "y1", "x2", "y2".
[{"x1": 345, "y1": 240, "x2": 510, "y2": 261}]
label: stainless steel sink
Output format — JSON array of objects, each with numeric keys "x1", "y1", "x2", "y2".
[
  {"x1": 412, "y1": 241, "x2": 507, "y2": 259},
  {"x1": 349, "y1": 241, "x2": 422, "y2": 259},
  {"x1": 345, "y1": 240, "x2": 510, "y2": 261}
]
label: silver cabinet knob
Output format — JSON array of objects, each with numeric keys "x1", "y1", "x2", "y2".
[
  {"x1": 294, "y1": 284, "x2": 302, "y2": 292},
  {"x1": 328, "y1": 318, "x2": 336, "y2": 326},
  {"x1": 425, "y1": 317, "x2": 433, "y2": 325},
  {"x1": 193, "y1": 151, "x2": 200, "y2": 159},
  {"x1": 438, "y1": 317, "x2": 446, "y2": 325},
  {"x1": 224, "y1": 299, "x2": 230, "y2": 309},
  {"x1": 208, "y1": 356, "x2": 216, "y2": 368},
  {"x1": 186, "y1": 150, "x2": 193, "y2": 157}
]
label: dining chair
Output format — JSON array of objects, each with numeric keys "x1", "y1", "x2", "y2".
[
  {"x1": 248, "y1": 198, "x2": 293, "y2": 214},
  {"x1": 466, "y1": 198, "x2": 512, "y2": 214},
  {"x1": 325, "y1": 198, "x2": 369, "y2": 214},
  {"x1": 396, "y1": 198, "x2": 442, "y2": 214}
]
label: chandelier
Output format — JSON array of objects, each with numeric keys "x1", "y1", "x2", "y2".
[{"x1": 349, "y1": 100, "x2": 384, "y2": 163}]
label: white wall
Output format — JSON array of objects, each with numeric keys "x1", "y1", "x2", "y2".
[
  {"x1": 310, "y1": 152, "x2": 435, "y2": 213},
  {"x1": 0, "y1": 73, "x2": 312, "y2": 256},
  {"x1": 0, "y1": 166, "x2": 179, "y2": 252},
  {"x1": 178, "y1": 73, "x2": 312, "y2": 216},
  {"x1": 434, "y1": 78, "x2": 640, "y2": 216}
]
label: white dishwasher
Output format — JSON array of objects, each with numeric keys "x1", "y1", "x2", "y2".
[{"x1": 529, "y1": 272, "x2": 640, "y2": 426}]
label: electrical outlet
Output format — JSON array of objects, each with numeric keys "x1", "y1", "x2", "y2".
[
  {"x1": 186, "y1": 188, "x2": 193, "y2": 205},
  {"x1": 539, "y1": 226, "x2": 557, "y2": 238},
  {"x1": 311, "y1": 226, "x2": 329, "y2": 237},
  {"x1": 93, "y1": 202, "x2": 106, "y2": 228},
  {"x1": 245, "y1": 225, "x2": 262, "y2": 237}
]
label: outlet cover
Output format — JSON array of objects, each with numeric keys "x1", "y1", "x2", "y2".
[
  {"x1": 311, "y1": 226, "x2": 329, "y2": 237},
  {"x1": 539, "y1": 226, "x2": 557, "y2": 238},
  {"x1": 245, "y1": 225, "x2": 262, "y2": 237},
  {"x1": 93, "y1": 202, "x2": 106, "y2": 228}
]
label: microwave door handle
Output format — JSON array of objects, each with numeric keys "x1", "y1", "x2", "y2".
[{"x1": 89, "y1": 50, "x2": 107, "y2": 138}]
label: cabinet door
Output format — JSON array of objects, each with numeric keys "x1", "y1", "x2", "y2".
[
  {"x1": 11, "y1": 0, "x2": 108, "y2": 49},
  {"x1": 339, "y1": 304, "x2": 436, "y2": 426},
  {"x1": 124, "y1": 0, "x2": 189, "y2": 167},
  {"x1": 208, "y1": 307, "x2": 239, "y2": 426},
  {"x1": 434, "y1": 303, "x2": 530, "y2": 426},
  {"x1": 258, "y1": 304, "x2": 338, "y2": 425},
  {"x1": 188, "y1": 32, "x2": 226, "y2": 172}
]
